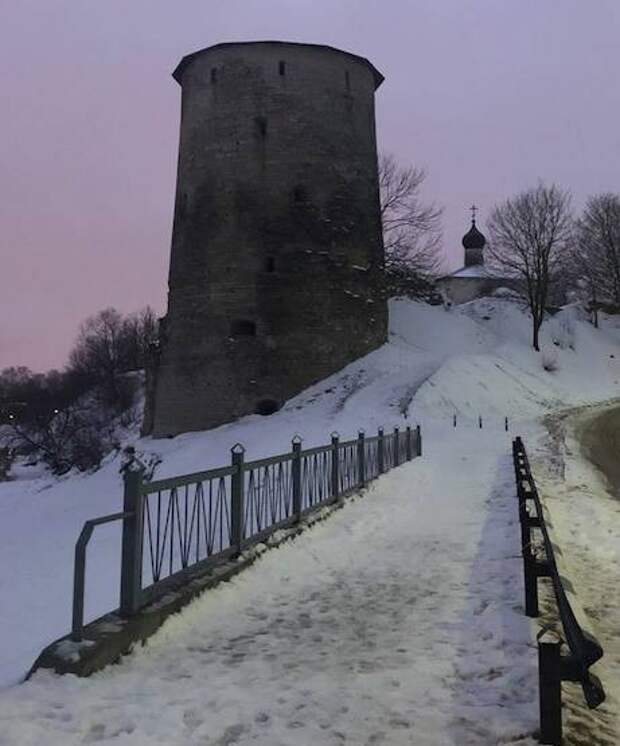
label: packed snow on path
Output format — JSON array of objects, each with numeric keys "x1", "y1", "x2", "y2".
[
  {"x1": 1, "y1": 295, "x2": 620, "y2": 742},
  {"x1": 0, "y1": 426, "x2": 539, "y2": 746}
]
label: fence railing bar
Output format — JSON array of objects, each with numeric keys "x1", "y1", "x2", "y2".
[
  {"x1": 72, "y1": 511, "x2": 132, "y2": 642},
  {"x1": 72, "y1": 424, "x2": 423, "y2": 644},
  {"x1": 144, "y1": 465, "x2": 236, "y2": 493}
]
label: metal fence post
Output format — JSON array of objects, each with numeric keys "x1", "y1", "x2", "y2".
[
  {"x1": 378, "y1": 427, "x2": 384, "y2": 474},
  {"x1": 406, "y1": 426, "x2": 413, "y2": 461},
  {"x1": 120, "y1": 466, "x2": 144, "y2": 617},
  {"x1": 394, "y1": 427, "x2": 400, "y2": 467},
  {"x1": 453, "y1": 413, "x2": 457, "y2": 428},
  {"x1": 416, "y1": 424, "x2": 422, "y2": 456},
  {"x1": 479, "y1": 415, "x2": 483, "y2": 429},
  {"x1": 524, "y1": 551, "x2": 540, "y2": 617},
  {"x1": 230, "y1": 444, "x2": 245, "y2": 555},
  {"x1": 538, "y1": 629, "x2": 563, "y2": 745},
  {"x1": 292, "y1": 436, "x2": 302, "y2": 521},
  {"x1": 331, "y1": 432, "x2": 340, "y2": 500},
  {"x1": 357, "y1": 431, "x2": 365, "y2": 487},
  {"x1": 505, "y1": 416, "x2": 509, "y2": 432}
]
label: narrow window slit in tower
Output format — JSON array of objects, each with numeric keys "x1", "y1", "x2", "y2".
[
  {"x1": 345, "y1": 70, "x2": 350, "y2": 91},
  {"x1": 230, "y1": 319, "x2": 256, "y2": 337},
  {"x1": 211, "y1": 68, "x2": 217, "y2": 84},
  {"x1": 293, "y1": 185, "x2": 307, "y2": 203},
  {"x1": 279, "y1": 60, "x2": 286, "y2": 76},
  {"x1": 254, "y1": 116, "x2": 267, "y2": 138}
]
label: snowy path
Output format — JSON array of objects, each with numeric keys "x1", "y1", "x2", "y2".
[{"x1": 0, "y1": 430, "x2": 537, "y2": 745}]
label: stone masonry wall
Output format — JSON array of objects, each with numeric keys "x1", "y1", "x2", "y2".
[{"x1": 149, "y1": 42, "x2": 388, "y2": 436}]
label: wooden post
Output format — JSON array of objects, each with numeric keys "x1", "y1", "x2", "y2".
[
  {"x1": 406, "y1": 426, "x2": 413, "y2": 461},
  {"x1": 378, "y1": 427, "x2": 384, "y2": 474},
  {"x1": 416, "y1": 424, "x2": 422, "y2": 456}
]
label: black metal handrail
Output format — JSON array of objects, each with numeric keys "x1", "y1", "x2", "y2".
[
  {"x1": 512, "y1": 437, "x2": 605, "y2": 745},
  {"x1": 71, "y1": 424, "x2": 422, "y2": 641}
]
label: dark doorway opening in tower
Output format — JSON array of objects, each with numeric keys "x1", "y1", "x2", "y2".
[
  {"x1": 264, "y1": 256, "x2": 276, "y2": 273},
  {"x1": 230, "y1": 319, "x2": 256, "y2": 337},
  {"x1": 255, "y1": 399, "x2": 280, "y2": 416}
]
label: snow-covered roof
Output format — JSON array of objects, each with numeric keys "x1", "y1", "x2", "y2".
[{"x1": 439, "y1": 264, "x2": 512, "y2": 280}]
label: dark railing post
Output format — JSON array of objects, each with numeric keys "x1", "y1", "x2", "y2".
[
  {"x1": 378, "y1": 427, "x2": 384, "y2": 474},
  {"x1": 394, "y1": 427, "x2": 400, "y2": 467},
  {"x1": 292, "y1": 436, "x2": 302, "y2": 521},
  {"x1": 331, "y1": 432, "x2": 340, "y2": 500},
  {"x1": 524, "y1": 552, "x2": 540, "y2": 617},
  {"x1": 416, "y1": 424, "x2": 422, "y2": 456},
  {"x1": 453, "y1": 413, "x2": 457, "y2": 428},
  {"x1": 357, "y1": 431, "x2": 365, "y2": 487},
  {"x1": 120, "y1": 466, "x2": 144, "y2": 617},
  {"x1": 72, "y1": 523, "x2": 93, "y2": 640},
  {"x1": 505, "y1": 416, "x2": 509, "y2": 432},
  {"x1": 479, "y1": 415, "x2": 483, "y2": 429},
  {"x1": 538, "y1": 629, "x2": 563, "y2": 745},
  {"x1": 230, "y1": 444, "x2": 245, "y2": 555},
  {"x1": 406, "y1": 426, "x2": 413, "y2": 461}
]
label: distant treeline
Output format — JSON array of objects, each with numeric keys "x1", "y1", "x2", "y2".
[{"x1": 0, "y1": 307, "x2": 156, "y2": 474}]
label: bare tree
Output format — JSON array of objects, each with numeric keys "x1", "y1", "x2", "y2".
[
  {"x1": 487, "y1": 183, "x2": 573, "y2": 350},
  {"x1": 68, "y1": 306, "x2": 157, "y2": 406},
  {"x1": 378, "y1": 154, "x2": 443, "y2": 298},
  {"x1": 68, "y1": 308, "x2": 125, "y2": 395},
  {"x1": 565, "y1": 233, "x2": 605, "y2": 328},
  {"x1": 571, "y1": 194, "x2": 620, "y2": 320}
]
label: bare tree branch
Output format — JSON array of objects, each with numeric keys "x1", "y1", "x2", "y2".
[{"x1": 378, "y1": 154, "x2": 444, "y2": 298}]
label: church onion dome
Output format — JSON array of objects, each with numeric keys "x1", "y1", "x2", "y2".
[{"x1": 462, "y1": 220, "x2": 486, "y2": 250}]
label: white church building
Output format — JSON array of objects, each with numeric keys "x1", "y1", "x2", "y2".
[{"x1": 436, "y1": 208, "x2": 516, "y2": 305}]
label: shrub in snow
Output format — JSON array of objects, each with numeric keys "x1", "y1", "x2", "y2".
[
  {"x1": 2, "y1": 378, "x2": 143, "y2": 475},
  {"x1": 492, "y1": 286, "x2": 521, "y2": 300},
  {"x1": 541, "y1": 347, "x2": 560, "y2": 372},
  {"x1": 0, "y1": 447, "x2": 14, "y2": 481}
]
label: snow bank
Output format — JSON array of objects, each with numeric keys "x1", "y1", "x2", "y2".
[{"x1": 1, "y1": 296, "x2": 619, "y2": 691}]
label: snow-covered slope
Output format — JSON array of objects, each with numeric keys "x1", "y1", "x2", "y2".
[
  {"x1": 138, "y1": 297, "x2": 620, "y2": 481},
  {"x1": 1, "y1": 296, "x2": 620, "y2": 688}
]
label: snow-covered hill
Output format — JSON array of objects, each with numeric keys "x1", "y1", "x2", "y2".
[{"x1": 1, "y1": 296, "x2": 620, "y2": 689}]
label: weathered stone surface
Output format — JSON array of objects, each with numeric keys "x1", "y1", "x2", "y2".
[{"x1": 147, "y1": 41, "x2": 387, "y2": 437}]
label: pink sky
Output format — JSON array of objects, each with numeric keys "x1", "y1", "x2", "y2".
[{"x1": 2, "y1": 0, "x2": 619, "y2": 372}]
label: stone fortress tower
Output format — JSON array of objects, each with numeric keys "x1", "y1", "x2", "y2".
[{"x1": 146, "y1": 41, "x2": 388, "y2": 436}]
